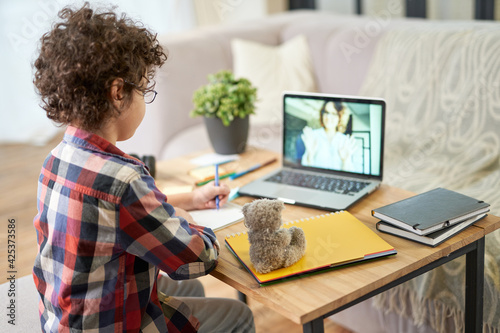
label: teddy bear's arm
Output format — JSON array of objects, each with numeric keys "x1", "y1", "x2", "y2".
[{"x1": 276, "y1": 229, "x2": 292, "y2": 245}]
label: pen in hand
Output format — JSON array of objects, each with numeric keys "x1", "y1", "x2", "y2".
[{"x1": 215, "y1": 164, "x2": 220, "y2": 210}]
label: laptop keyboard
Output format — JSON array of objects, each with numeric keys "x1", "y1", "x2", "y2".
[{"x1": 265, "y1": 170, "x2": 370, "y2": 195}]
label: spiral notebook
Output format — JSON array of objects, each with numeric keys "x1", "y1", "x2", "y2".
[{"x1": 225, "y1": 211, "x2": 396, "y2": 285}]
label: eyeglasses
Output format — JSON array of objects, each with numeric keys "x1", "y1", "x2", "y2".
[
  {"x1": 323, "y1": 111, "x2": 339, "y2": 117},
  {"x1": 124, "y1": 80, "x2": 158, "y2": 104}
]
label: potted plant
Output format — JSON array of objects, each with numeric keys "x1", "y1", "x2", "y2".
[{"x1": 190, "y1": 70, "x2": 257, "y2": 154}]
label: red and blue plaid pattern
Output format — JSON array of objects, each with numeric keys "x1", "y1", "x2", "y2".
[{"x1": 33, "y1": 126, "x2": 219, "y2": 332}]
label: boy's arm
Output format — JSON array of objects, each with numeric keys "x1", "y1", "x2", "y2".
[{"x1": 118, "y1": 173, "x2": 219, "y2": 280}]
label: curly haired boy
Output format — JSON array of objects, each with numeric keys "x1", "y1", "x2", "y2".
[{"x1": 32, "y1": 3, "x2": 254, "y2": 332}]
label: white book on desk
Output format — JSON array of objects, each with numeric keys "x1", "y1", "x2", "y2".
[
  {"x1": 189, "y1": 202, "x2": 244, "y2": 231},
  {"x1": 376, "y1": 213, "x2": 487, "y2": 247}
]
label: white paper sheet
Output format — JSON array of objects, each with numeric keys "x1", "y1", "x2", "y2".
[{"x1": 189, "y1": 202, "x2": 244, "y2": 231}]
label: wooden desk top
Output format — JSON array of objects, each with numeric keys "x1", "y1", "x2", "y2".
[{"x1": 156, "y1": 147, "x2": 500, "y2": 325}]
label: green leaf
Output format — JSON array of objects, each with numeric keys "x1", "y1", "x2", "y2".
[{"x1": 189, "y1": 69, "x2": 257, "y2": 126}]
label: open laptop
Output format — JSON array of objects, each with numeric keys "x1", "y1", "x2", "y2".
[{"x1": 239, "y1": 91, "x2": 386, "y2": 211}]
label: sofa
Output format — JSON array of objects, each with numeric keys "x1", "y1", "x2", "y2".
[{"x1": 118, "y1": 9, "x2": 500, "y2": 333}]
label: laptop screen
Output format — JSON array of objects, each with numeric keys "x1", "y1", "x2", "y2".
[{"x1": 282, "y1": 92, "x2": 385, "y2": 178}]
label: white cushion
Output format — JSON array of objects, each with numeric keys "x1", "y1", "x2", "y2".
[{"x1": 231, "y1": 34, "x2": 318, "y2": 128}]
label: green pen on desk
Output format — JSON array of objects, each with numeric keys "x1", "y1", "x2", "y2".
[
  {"x1": 229, "y1": 158, "x2": 277, "y2": 180},
  {"x1": 196, "y1": 172, "x2": 235, "y2": 186}
]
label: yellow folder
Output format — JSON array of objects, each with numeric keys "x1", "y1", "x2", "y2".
[{"x1": 224, "y1": 211, "x2": 396, "y2": 285}]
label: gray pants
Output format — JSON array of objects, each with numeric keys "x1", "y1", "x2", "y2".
[{"x1": 157, "y1": 272, "x2": 255, "y2": 333}]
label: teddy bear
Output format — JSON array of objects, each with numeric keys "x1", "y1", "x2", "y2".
[{"x1": 242, "y1": 199, "x2": 306, "y2": 274}]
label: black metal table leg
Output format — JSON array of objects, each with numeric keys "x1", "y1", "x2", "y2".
[
  {"x1": 465, "y1": 237, "x2": 485, "y2": 333},
  {"x1": 298, "y1": 237, "x2": 486, "y2": 333},
  {"x1": 237, "y1": 291, "x2": 247, "y2": 303},
  {"x1": 303, "y1": 318, "x2": 324, "y2": 333}
]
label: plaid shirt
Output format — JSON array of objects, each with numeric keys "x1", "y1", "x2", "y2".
[{"x1": 33, "y1": 126, "x2": 219, "y2": 332}]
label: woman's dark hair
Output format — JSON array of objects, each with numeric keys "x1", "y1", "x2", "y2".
[
  {"x1": 319, "y1": 101, "x2": 343, "y2": 128},
  {"x1": 319, "y1": 101, "x2": 353, "y2": 134},
  {"x1": 33, "y1": 2, "x2": 167, "y2": 131}
]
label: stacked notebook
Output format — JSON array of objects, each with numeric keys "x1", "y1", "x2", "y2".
[
  {"x1": 372, "y1": 188, "x2": 490, "y2": 247},
  {"x1": 225, "y1": 211, "x2": 396, "y2": 286}
]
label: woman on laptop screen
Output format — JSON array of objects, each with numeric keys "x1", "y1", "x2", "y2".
[{"x1": 299, "y1": 101, "x2": 362, "y2": 173}]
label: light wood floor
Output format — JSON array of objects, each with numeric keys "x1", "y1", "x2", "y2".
[{"x1": 0, "y1": 132, "x2": 353, "y2": 333}]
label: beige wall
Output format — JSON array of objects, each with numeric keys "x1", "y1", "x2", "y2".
[
  {"x1": 267, "y1": 0, "x2": 288, "y2": 14},
  {"x1": 428, "y1": 0, "x2": 474, "y2": 20},
  {"x1": 194, "y1": 0, "x2": 287, "y2": 26}
]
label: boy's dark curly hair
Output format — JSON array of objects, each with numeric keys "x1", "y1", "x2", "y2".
[{"x1": 33, "y1": 2, "x2": 167, "y2": 131}]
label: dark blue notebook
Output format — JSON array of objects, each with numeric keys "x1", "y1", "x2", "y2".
[{"x1": 372, "y1": 188, "x2": 490, "y2": 236}]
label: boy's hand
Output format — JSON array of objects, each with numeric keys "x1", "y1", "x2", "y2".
[{"x1": 192, "y1": 182, "x2": 230, "y2": 210}]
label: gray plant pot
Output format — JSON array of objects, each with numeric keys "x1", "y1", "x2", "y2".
[{"x1": 204, "y1": 116, "x2": 249, "y2": 154}]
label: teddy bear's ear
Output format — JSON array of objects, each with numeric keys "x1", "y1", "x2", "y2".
[
  {"x1": 273, "y1": 200, "x2": 285, "y2": 212},
  {"x1": 242, "y1": 203, "x2": 253, "y2": 229},
  {"x1": 242, "y1": 203, "x2": 250, "y2": 215}
]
